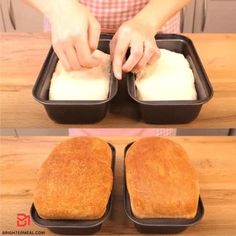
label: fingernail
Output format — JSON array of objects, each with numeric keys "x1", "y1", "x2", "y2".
[{"x1": 115, "y1": 72, "x2": 122, "y2": 80}]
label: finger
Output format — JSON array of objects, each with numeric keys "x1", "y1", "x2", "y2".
[
  {"x1": 148, "y1": 48, "x2": 160, "y2": 65},
  {"x1": 53, "y1": 43, "x2": 71, "y2": 71},
  {"x1": 64, "y1": 44, "x2": 81, "y2": 70},
  {"x1": 75, "y1": 36, "x2": 100, "y2": 68},
  {"x1": 133, "y1": 42, "x2": 160, "y2": 72},
  {"x1": 135, "y1": 42, "x2": 157, "y2": 70},
  {"x1": 112, "y1": 36, "x2": 130, "y2": 79},
  {"x1": 110, "y1": 34, "x2": 118, "y2": 61},
  {"x1": 122, "y1": 40, "x2": 144, "y2": 72},
  {"x1": 88, "y1": 19, "x2": 101, "y2": 51},
  {"x1": 132, "y1": 52, "x2": 159, "y2": 74},
  {"x1": 148, "y1": 52, "x2": 159, "y2": 65}
]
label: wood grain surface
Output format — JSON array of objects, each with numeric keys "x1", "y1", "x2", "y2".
[
  {"x1": 0, "y1": 136, "x2": 236, "y2": 235},
  {"x1": 0, "y1": 33, "x2": 236, "y2": 128}
]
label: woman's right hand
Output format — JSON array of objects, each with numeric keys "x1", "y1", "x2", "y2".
[{"x1": 47, "y1": 0, "x2": 101, "y2": 71}]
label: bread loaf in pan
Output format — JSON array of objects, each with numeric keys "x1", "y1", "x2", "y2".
[
  {"x1": 125, "y1": 137, "x2": 199, "y2": 219},
  {"x1": 34, "y1": 137, "x2": 113, "y2": 220}
]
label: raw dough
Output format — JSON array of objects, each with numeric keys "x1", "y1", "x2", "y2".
[
  {"x1": 49, "y1": 50, "x2": 110, "y2": 100},
  {"x1": 135, "y1": 49, "x2": 197, "y2": 101}
]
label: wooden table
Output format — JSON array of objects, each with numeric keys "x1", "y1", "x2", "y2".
[
  {"x1": 0, "y1": 33, "x2": 236, "y2": 128},
  {"x1": 0, "y1": 136, "x2": 236, "y2": 235}
]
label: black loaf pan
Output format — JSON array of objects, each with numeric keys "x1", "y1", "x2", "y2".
[
  {"x1": 127, "y1": 34, "x2": 213, "y2": 124},
  {"x1": 32, "y1": 34, "x2": 118, "y2": 124},
  {"x1": 124, "y1": 142, "x2": 204, "y2": 234},
  {"x1": 30, "y1": 143, "x2": 115, "y2": 235}
]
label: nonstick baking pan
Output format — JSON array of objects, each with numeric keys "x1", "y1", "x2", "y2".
[
  {"x1": 30, "y1": 143, "x2": 116, "y2": 235},
  {"x1": 127, "y1": 34, "x2": 213, "y2": 124},
  {"x1": 124, "y1": 142, "x2": 204, "y2": 234},
  {"x1": 32, "y1": 35, "x2": 118, "y2": 124}
]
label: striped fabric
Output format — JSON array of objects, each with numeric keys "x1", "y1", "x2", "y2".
[
  {"x1": 69, "y1": 129, "x2": 177, "y2": 137},
  {"x1": 44, "y1": 0, "x2": 180, "y2": 33},
  {"x1": 79, "y1": 0, "x2": 180, "y2": 33}
]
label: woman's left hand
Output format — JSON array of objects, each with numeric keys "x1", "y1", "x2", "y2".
[{"x1": 110, "y1": 18, "x2": 160, "y2": 80}]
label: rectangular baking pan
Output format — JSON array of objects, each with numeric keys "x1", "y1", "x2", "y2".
[
  {"x1": 32, "y1": 35, "x2": 118, "y2": 124},
  {"x1": 30, "y1": 143, "x2": 116, "y2": 235},
  {"x1": 124, "y1": 142, "x2": 204, "y2": 234},
  {"x1": 127, "y1": 34, "x2": 213, "y2": 124}
]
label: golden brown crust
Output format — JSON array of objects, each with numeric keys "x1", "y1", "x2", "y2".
[
  {"x1": 34, "y1": 137, "x2": 113, "y2": 220},
  {"x1": 125, "y1": 137, "x2": 199, "y2": 219}
]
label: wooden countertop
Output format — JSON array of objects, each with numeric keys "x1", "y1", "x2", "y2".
[
  {"x1": 0, "y1": 33, "x2": 236, "y2": 128},
  {"x1": 0, "y1": 136, "x2": 236, "y2": 235}
]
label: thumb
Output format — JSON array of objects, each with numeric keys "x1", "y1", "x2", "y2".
[{"x1": 88, "y1": 18, "x2": 101, "y2": 52}]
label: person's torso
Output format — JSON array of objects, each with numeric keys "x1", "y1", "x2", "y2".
[
  {"x1": 44, "y1": 0, "x2": 180, "y2": 33},
  {"x1": 79, "y1": 0, "x2": 150, "y2": 32},
  {"x1": 79, "y1": 0, "x2": 180, "y2": 33}
]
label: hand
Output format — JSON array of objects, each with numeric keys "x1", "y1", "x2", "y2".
[
  {"x1": 49, "y1": 1, "x2": 101, "y2": 70},
  {"x1": 110, "y1": 18, "x2": 160, "y2": 79}
]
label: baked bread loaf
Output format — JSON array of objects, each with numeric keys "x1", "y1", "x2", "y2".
[
  {"x1": 34, "y1": 137, "x2": 113, "y2": 220},
  {"x1": 135, "y1": 49, "x2": 197, "y2": 101},
  {"x1": 49, "y1": 50, "x2": 110, "y2": 100},
  {"x1": 125, "y1": 137, "x2": 199, "y2": 219}
]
